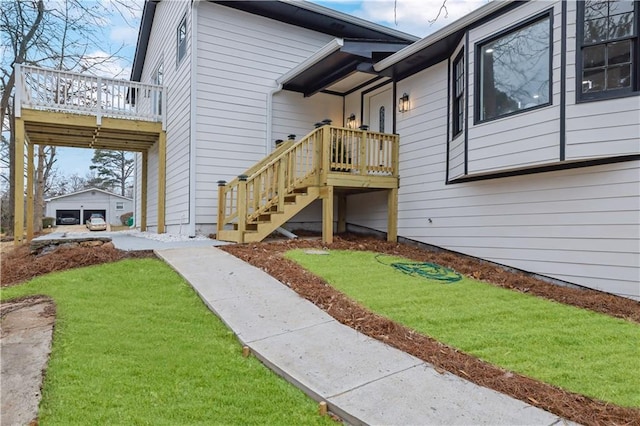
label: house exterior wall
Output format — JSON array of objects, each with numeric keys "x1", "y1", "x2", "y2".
[
  {"x1": 193, "y1": 3, "x2": 337, "y2": 233},
  {"x1": 46, "y1": 190, "x2": 132, "y2": 225},
  {"x1": 564, "y1": 1, "x2": 640, "y2": 160},
  {"x1": 136, "y1": 0, "x2": 192, "y2": 233},
  {"x1": 347, "y1": 1, "x2": 640, "y2": 299}
]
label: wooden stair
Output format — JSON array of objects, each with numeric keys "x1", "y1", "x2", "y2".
[
  {"x1": 218, "y1": 187, "x2": 319, "y2": 243},
  {"x1": 216, "y1": 124, "x2": 399, "y2": 244}
]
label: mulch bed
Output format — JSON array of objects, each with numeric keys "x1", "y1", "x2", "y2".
[
  {"x1": 2, "y1": 234, "x2": 638, "y2": 425},
  {"x1": 222, "y1": 235, "x2": 640, "y2": 426},
  {"x1": 1, "y1": 243, "x2": 155, "y2": 287}
]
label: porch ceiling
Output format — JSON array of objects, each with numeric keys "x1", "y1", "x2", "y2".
[
  {"x1": 281, "y1": 39, "x2": 410, "y2": 97},
  {"x1": 20, "y1": 109, "x2": 162, "y2": 152}
]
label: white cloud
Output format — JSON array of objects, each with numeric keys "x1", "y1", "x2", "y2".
[
  {"x1": 80, "y1": 50, "x2": 132, "y2": 79},
  {"x1": 347, "y1": 0, "x2": 490, "y2": 37},
  {"x1": 110, "y1": 26, "x2": 139, "y2": 45}
]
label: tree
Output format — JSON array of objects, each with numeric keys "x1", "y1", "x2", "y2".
[
  {"x1": 89, "y1": 150, "x2": 134, "y2": 196},
  {"x1": 0, "y1": 0, "x2": 139, "y2": 235}
]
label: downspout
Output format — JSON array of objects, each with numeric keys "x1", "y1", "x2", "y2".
[
  {"x1": 266, "y1": 82, "x2": 283, "y2": 155},
  {"x1": 188, "y1": 0, "x2": 199, "y2": 236}
]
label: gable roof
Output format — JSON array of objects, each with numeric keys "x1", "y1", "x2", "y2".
[
  {"x1": 374, "y1": 0, "x2": 518, "y2": 80},
  {"x1": 45, "y1": 187, "x2": 133, "y2": 202},
  {"x1": 131, "y1": 0, "x2": 418, "y2": 82}
]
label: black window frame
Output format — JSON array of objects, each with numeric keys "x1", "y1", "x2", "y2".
[
  {"x1": 474, "y1": 10, "x2": 554, "y2": 124},
  {"x1": 452, "y1": 49, "x2": 465, "y2": 138},
  {"x1": 577, "y1": 0, "x2": 639, "y2": 102},
  {"x1": 177, "y1": 14, "x2": 187, "y2": 66}
]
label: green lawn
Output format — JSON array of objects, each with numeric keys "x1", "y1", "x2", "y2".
[
  {"x1": 286, "y1": 249, "x2": 640, "y2": 408},
  {"x1": 1, "y1": 259, "x2": 331, "y2": 425}
]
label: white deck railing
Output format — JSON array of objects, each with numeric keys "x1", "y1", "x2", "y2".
[{"x1": 15, "y1": 64, "x2": 165, "y2": 127}]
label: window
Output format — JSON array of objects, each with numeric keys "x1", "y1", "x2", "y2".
[
  {"x1": 378, "y1": 106, "x2": 385, "y2": 133},
  {"x1": 452, "y1": 51, "x2": 464, "y2": 136},
  {"x1": 477, "y1": 14, "x2": 552, "y2": 122},
  {"x1": 116, "y1": 202, "x2": 124, "y2": 210},
  {"x1": 177, "y1": 15, "x2": 187, "y2": 65},
  {"x1": 579, "y1": 0, "x2": 636, "y2": 100}
]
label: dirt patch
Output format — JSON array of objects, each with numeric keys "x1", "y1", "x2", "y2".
[
  {"x1": 1, "y1": 295, "x2": 56, "y2": 426},
  {"x1": 222, "y1": 235, "x2": 640, "y2": 426}
]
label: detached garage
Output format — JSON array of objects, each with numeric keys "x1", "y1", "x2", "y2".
[{"x1": 45, "y1": 188, "x2": 133, "y2": 226}]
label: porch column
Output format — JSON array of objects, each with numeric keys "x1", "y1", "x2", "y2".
[
  {"x1": 157, "y1": 130, "x2": 166, "y2": 233},
  {"x1": 13, "y1": 117, "x2": 25, "y2": 244},
  {"x1": 141, "y1": 150, "x2": 148, "y2": 231},
  {"x1": 26, "y1": 141, "x2": 34, "y2": 241},
  {"x1": 337, "y1": 193, "x2": 347, "y2": 234},
  {"x1": 387, "y1": 187, "x2": 398, "y2": 242},
  {"x1": 322, "y1": 186, "x2": 334, "y2": 244}
]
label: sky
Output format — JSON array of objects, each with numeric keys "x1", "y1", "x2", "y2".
[{"x1": 52, "y1": 0, "x2": 488, "y2": 178}]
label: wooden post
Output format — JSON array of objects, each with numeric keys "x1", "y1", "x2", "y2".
[
  {"x1": 392, "y1": 134, "x2": 400, "y2": 178},
  {"x1": 141, "y1": 150, "x2": 148, "y2": 231},
  {"x1": 337, "y1": 193, "x2": 347, "y2": 234},
  {"x1": 321, "y1": 126, "x2": 330, "y2": 184},
  {"x1": 13, "y1": 117, "x2": 25, "y2": 245},
  {"x1": 318, "y1": 401, "x2": 328, "y2": 416},
  {"x1": 157, "y1": 131, "x2": 166, "y2": 233},
  {"x1": 387, "y1": 187, "x2": 398, "y2": 242},
  {"x1": 217, "y1": 180, "x2": 227, "y2": 234},
  {"x1": 322, "y1": 186, "x2": 334, "y2": 244},
  {"x1": 360, "y1": 128, "x2": 367, "y2": 175},
  {"x1": 26, "y1": 141, "x2": 34, "y2": 241},
  {"x1": 277, "y1": 158, "x2": 286, "y2": 212},
  {"x1": 237, "y1": 174, "x2": 248, "y2": 244}
]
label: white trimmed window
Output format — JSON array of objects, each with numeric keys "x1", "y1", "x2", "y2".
[
  {"x1": 177, "y1": 15, "x2": 187, "y2": 65},
  {"x1": 116, "y1": 202, "x2": 124, "y2": 210}
]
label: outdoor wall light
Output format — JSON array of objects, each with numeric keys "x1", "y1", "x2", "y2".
[
  {"x1": 347, "y1": 113, "x2": 356, "y2": 128},
  {"x1": 398, "y1": 93, "x2": 409, "y2": 113}
]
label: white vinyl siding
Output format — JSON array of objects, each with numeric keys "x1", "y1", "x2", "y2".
[
  {"x1": 466, "y1": 2, "x2": 562, "y2": 175},
  {"x1": 195, "y1": 3, "x2": 334, "y2": 225},
  {"x1": 347, "y1": 52, "x2": 640, "y2": 299},
  {"x1": 138, "y1": 0, "x2": 191, "y2": 231},
  {"x1": 565, "y1": 1, "x2": 640, "y2": 161}
]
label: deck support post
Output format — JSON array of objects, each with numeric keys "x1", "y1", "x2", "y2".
[
  {"x1": 157, "y1": 131, "x2": 166, "y2": 233},
  {"x1": 322, "y1": 185, "x2": 334, "y2": 244},
  {"x1": 337, "y1": 193, "x2": 347, "y2": 234},
  {"x1": 387, "y1": 187, "x2": 398, "y2": 242},
  {"x1": 237, "y1": 175, "x2": 248, "y2": 244},
  {"x1": 26, "y1": 141, "x2": 35, "y2": 241},
  {"x1": 141, "y1": 151, "x2": 148, "y2": 231},
  {"x1": 14, "y1": 117, "x2": 25, "y2": 245}
]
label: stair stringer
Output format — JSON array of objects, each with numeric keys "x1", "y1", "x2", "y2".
[{"x1": 243, "y1": 186, "x2": 320, "y2": 243}]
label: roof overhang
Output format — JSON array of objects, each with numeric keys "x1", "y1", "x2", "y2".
[
  {"x1": 374, "y1": 0, "x2": 519, "y2": 80},
  {"x1": 279, "y1": 38, "x2": 410, "y2": 97},
  {"x1": 131, "y1": 0, "x2": 418, "y2": 82}
]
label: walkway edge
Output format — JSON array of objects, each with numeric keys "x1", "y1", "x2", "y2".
[{"x1": 156, "y1": 246, "x2": 573, "y2": 426}]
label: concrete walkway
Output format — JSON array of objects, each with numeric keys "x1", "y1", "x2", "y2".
[{"x1": 156, "y1": 246, "x2": 570, "y2": 426}]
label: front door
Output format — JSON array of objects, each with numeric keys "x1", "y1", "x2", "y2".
[{"x1": 368, "y1": 89, "x2": 393, "y2": 134}]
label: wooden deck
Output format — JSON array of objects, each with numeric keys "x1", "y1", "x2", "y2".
[
  {"x1": 13, "y1": 65, "x2": 166, "y2": 243},
  {"x1": 217, "y1": 125, "x2": 399, "y2": 244}
]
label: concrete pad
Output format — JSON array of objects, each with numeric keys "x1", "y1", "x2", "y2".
[
  {"x1": 249, "y1": 320, "x2": 423, "y2": 401},
  {"x1": 1, "y1": 300, "x2": 54, "y2": 426},
  {"x1": 328, "y1": 364, "x2": 567, "y2": 426}
]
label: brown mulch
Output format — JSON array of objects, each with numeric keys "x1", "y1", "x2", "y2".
[
  {"x1": 222, "y1": 235, "x2": 640, "y2": 426},
  {"x1": 1, "y1": 243, "x2": 155, "y2": 287},
  {"x1": 1, "y1": 234, "x2": 638, "y2": 425}
]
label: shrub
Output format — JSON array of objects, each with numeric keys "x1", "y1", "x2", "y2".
[
  {"x1": 42, "y1": 217, "x2": 56, "y2": 228},
  {"x1": 120, "y1": 211, "x2": 134, "y2": 226}
]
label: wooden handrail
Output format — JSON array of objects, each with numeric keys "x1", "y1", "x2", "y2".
[{"x1": 217, "y1": 125, "x2": 399, "y2": 238}]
